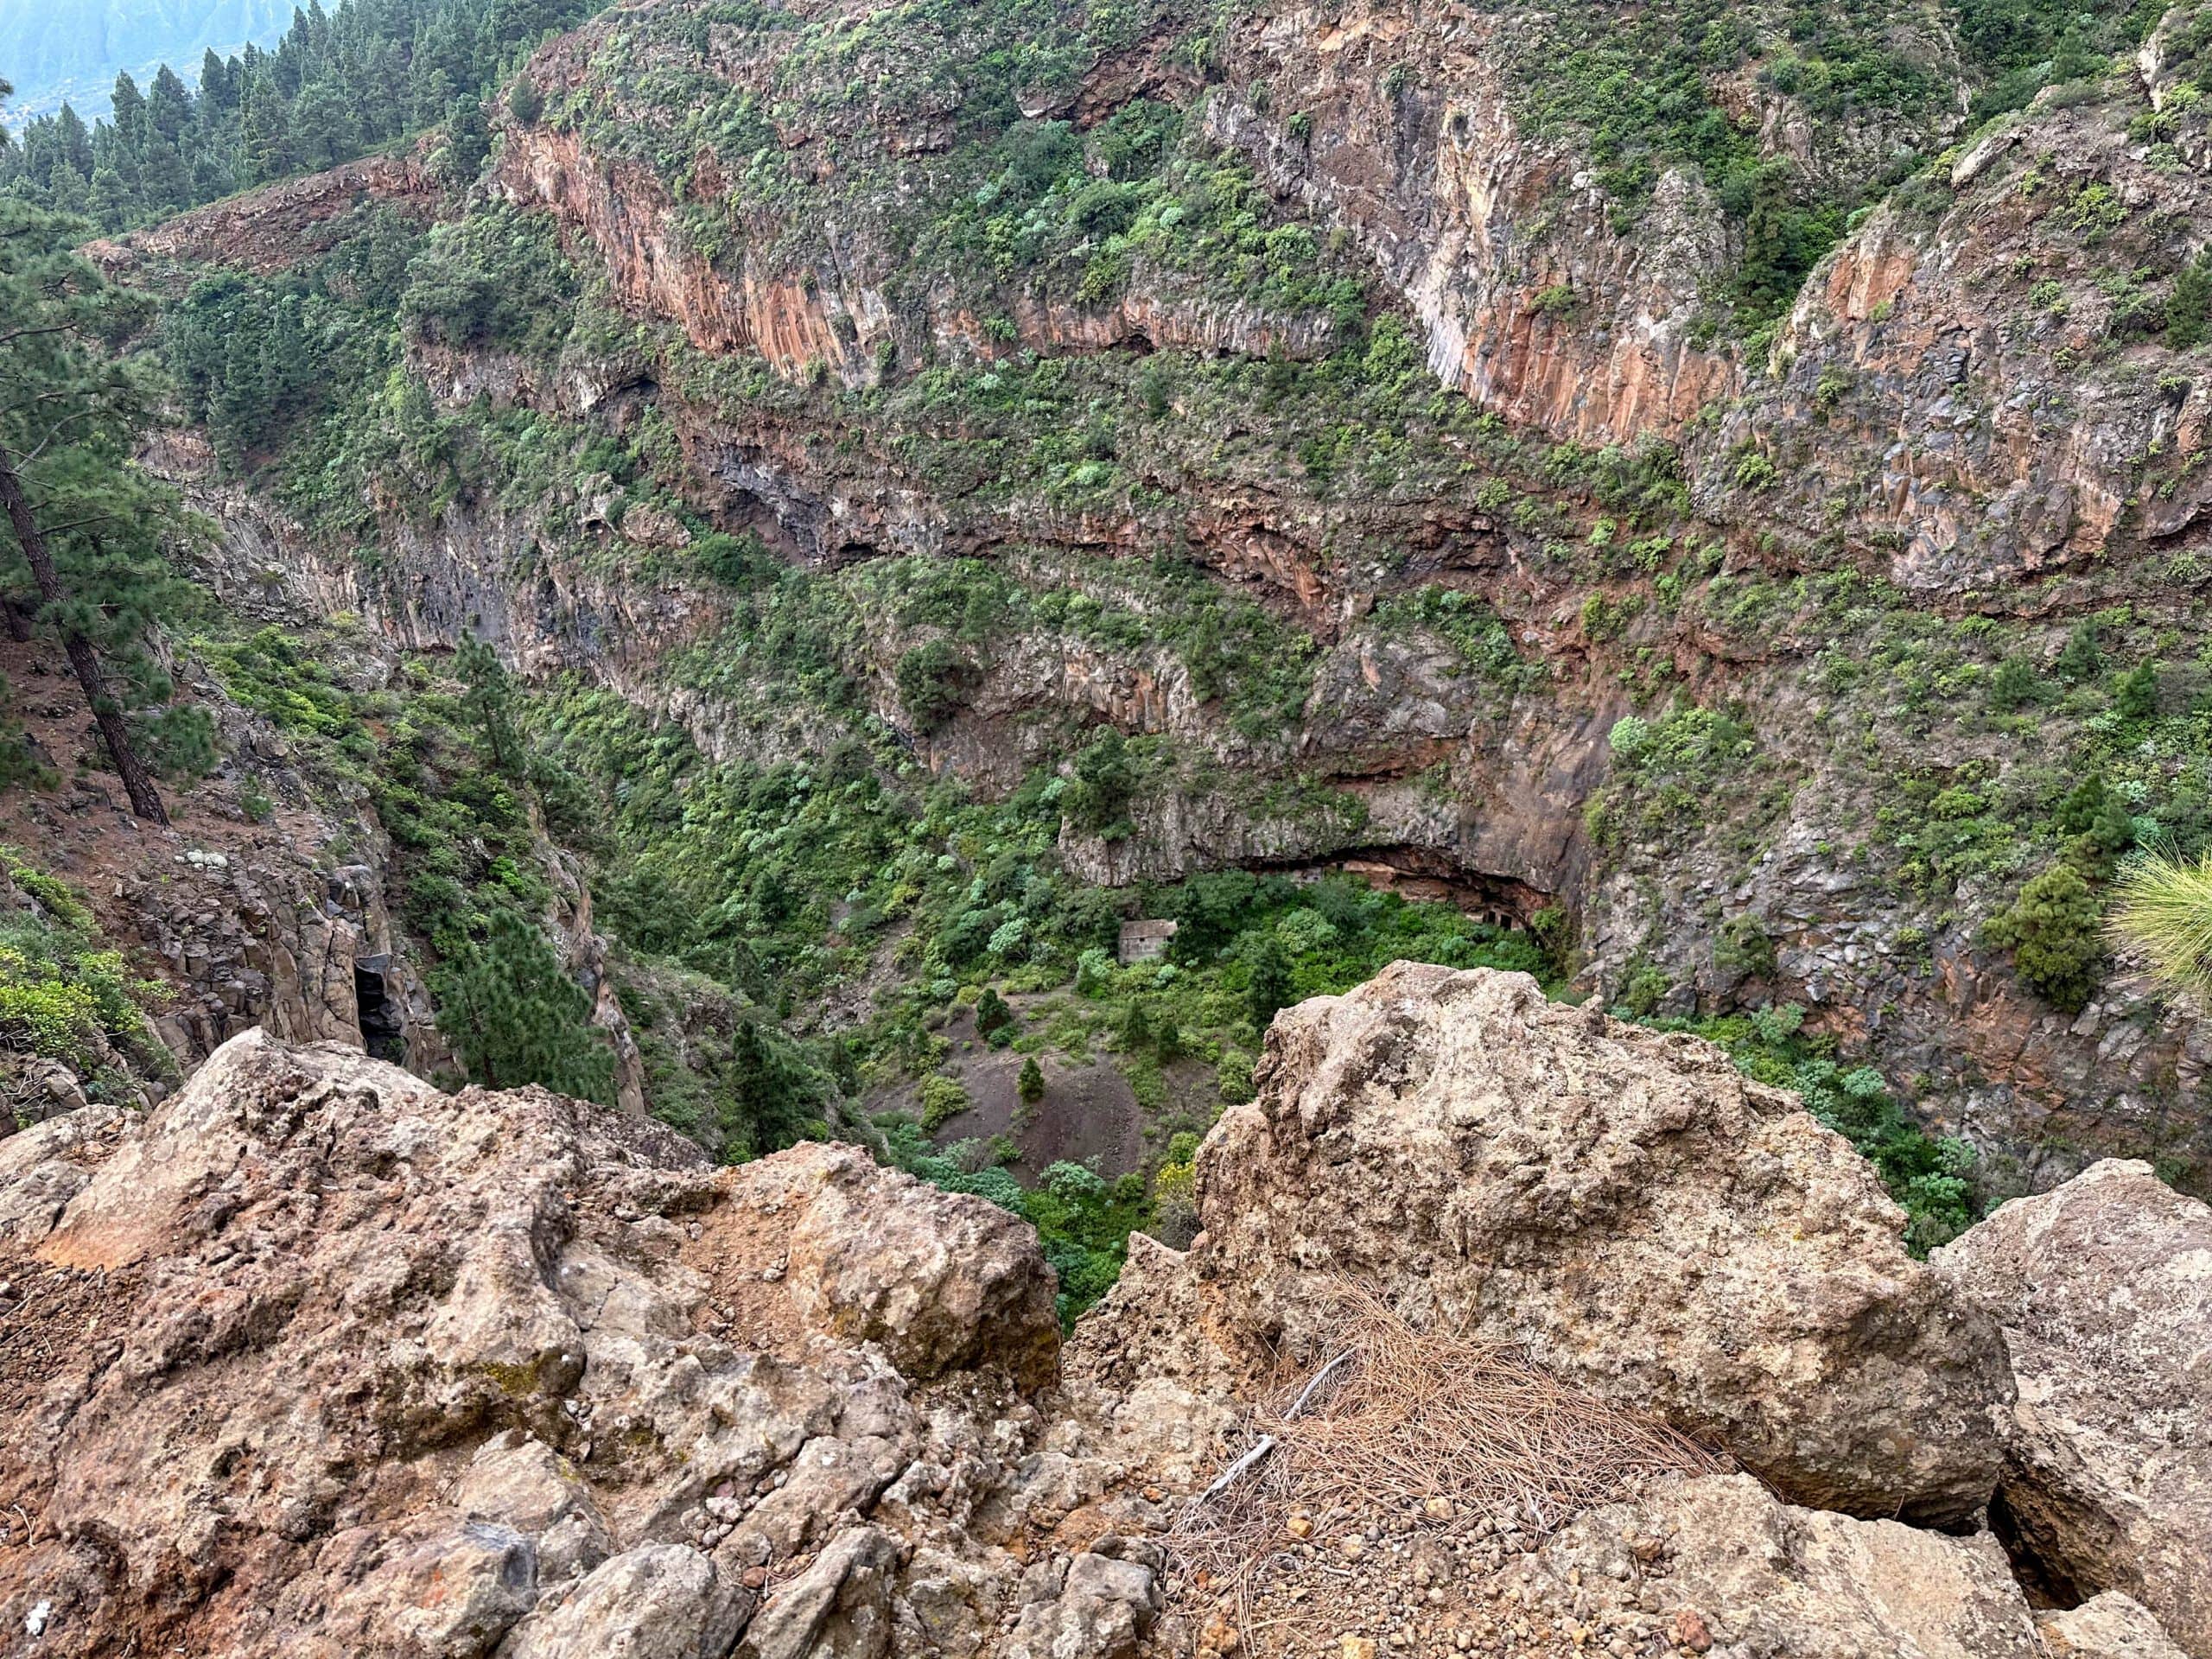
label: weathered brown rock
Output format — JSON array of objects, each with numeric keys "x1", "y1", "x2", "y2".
[
  {"x1": 1002, "y1": 1541, "x2": 1165, "y2": 1659},
  {"x1": 768, "y1": 1141, "x2": 1062, "y2": 1391},
  {"x1": 1062, "y1": 1232, "x2": 1245, "y2": 1489},
  {"x1": 2039, "y1": 1593, "x2": 2193, "y2": 1659},
  {"x1": 0, "y1": 1030, "x2": 1095, "y2": 1659},
  {"x1": 1192, "y1": 963, "x2": 2010, "y2": 1523},
  {"x1": 1936, "y1": 1160, "x2": 2212, "y2": 1656},
  {"x1": 1504, "y1": 1473, "x2": 2044, "y2": 1658}
]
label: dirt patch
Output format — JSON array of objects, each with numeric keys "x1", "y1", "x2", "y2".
[
  {"x1": 929, "y1": 1047, "x2": 1145, "y2": 1185},
  {"x1": 676, "y1": 1174, "x2": 825, "y2": 1367}
]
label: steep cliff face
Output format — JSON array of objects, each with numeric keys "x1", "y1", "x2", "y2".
[
  {"x1": 87, "y1": 0, "x2": 2212, "y2": 1200},
  {"x1": 1718, "y1": 97, "x2": 2212, "y2": 590},
  {"x1": 1206, "y1": 3, "x2": 1744, "y2": 448}
]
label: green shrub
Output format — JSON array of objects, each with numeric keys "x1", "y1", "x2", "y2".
[
  {"x1": 1988, "y1": 655, "x2": 2047, "y2": 709},
  {"x1": 2114, "y1": 660, "x2": 2160, "y2": 721},
  {"x1": 1607, "y1": 715, "x2": 1651, "y2": 758},
  {"x1": 1714, "y1": 915, "x2": 1777, "y2": 980},
  {"x1": 2169, "y1": 255, "x2": 2212, "y2": 350},
  {"x1": 1063, "y1": 730, "x2": 1140, "y2": 839},
  {"x1": 1017, "y1": 1054, "x2": 1045, "y2": 1103},
  {"x1": 1244, "y1": 931, "x2": 1293, "y2": 1029},
  {"x1": 1732, "y1": 448, "x2": 1778, "y2": 490},
  {"x1": 1043, "y1": 1160, "x2": 1107, "y2": 1204},
  {"x1": 2055, "y1": 620, "x2": 2103, "y2": 683},
  {"x1": 894, "y1": 639, "x2": 978, "y2": 732},
  {"x1": 1216, "y1": 1046, "x2": 1255, "y2": 1103},
  {"x1": 1075, "y1": 946, "x2": 1114, "y2": 996},
  {"x1": 1985, "y1": 864, "x2": 2104, "y2": 1012},
  {"x1": 918, "y1": 1072, "x2": 971, "y2": 1131}
]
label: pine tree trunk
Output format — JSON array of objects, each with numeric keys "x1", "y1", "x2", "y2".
[{"x1": 0, "y1": 448, "x2": 170, "y2": 825}]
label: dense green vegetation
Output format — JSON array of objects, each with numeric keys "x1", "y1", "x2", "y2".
[
  {"x1": 0, "y1": 0, "x2": 605, "y2": 229},
  {"x1": 1497, "y1": 0, "x2": 2168, "y2": 333},
  {"x1": 0, "y1": 193, "x2": 206, "y2": 823},
  {"x1": 16, "y1": 0, "x2": 2202, "y2": 1307},
  {"x1": 0, "y1": 846, "x2": 171, "y2": 1108}
]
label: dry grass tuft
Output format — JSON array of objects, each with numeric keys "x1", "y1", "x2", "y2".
[
  {"x1": 2110, "y1": 849, "x2": 2212, "y2": 1001},
  {"x1": 1170, "y1": 1283, "x2": 1727, "y2": 1621}
]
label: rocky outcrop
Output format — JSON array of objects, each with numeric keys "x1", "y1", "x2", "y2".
[
  {"x1": 88, "y1": 149, "x2": 442, "y2": 276},
  {"x1": 750, "y1": 1141, "x2": 1061, "y2": 1392},
  {"x1": 0, "y1": 1029, "x2": 1151, "y2": 1659},
  {"x1": 1503, "y1": 1473, "x2": 2046, "y2": 1658},
  {"x1": 2040, "y1": 1594, "x2": 2194, "y2": 1659},
  {"x1": 119, "y1": 842, "x2": 430, "y2": 1068},
  {"x1": 1936, "y1": 1160, "x2": 2212, "y2": 1656},
  {"x1": 6, "y1": 975, "x2": 2209, "y2": 1658},
  {"x1": 1209, "y1": 3, "x2": 1740, "y2": 448},
  {"x1": 1192, "y1": 963, "x2": 2010, "y2": 1524},
  {"x1": 1722, "y1": 86, "x2": 2212, "y2": 590}
]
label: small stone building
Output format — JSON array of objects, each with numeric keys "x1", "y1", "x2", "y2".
[{"x1": 1117, "y1": 918, "x2": 1178, "y2": 965}]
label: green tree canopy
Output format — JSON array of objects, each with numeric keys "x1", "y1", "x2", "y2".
[
  {"x1": 0, "y1": 193, "x2": 194, "y2": 822},
  {"x1": 431, "y1": 906, "x2": 615, "y2": 1103}
]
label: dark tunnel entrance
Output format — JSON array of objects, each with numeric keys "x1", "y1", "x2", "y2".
[{"x1": 353, "y1": 957, "x2": 407, "y2": 1062}]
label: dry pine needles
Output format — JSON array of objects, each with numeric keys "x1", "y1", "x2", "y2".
[{"x1": 1172, "y1": 1282, "x2": 1727, "y2": 1606}]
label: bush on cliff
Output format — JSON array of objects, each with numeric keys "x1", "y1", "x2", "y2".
[{"x1": 1985, "y1": 864, "x2": 2105, "y2": 1014}]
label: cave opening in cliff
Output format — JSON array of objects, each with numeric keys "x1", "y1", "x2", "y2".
[
  {"x1": 1255, "y1": 845, "x2": 1554, "y2": 930},
  {"x1": 353, "y1": 963, "x2": 406, "y2": 1062}
]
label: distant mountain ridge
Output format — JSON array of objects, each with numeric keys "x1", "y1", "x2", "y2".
[{"x1": 0, "y1": 0, "x2": 296, "y2": 121}]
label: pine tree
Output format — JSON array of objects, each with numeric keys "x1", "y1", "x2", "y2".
[
  {"x1": 2114, "y1": 660, "x2": 2160, "y2": 723},
  {"x1": 1116, "y1": 998, "x2": 1150, "y2": 1052},
  {"x1": 1017, "y1": 1055, "x2": 1046, "y2": 1104},
  {"x1": 456, "y1": 636, "x2": 521, "y2": 774},
  {"x1": 199, "y1": 50, "x2": 239, "y2": 119},
  {"x1": 2055, "y1": 620, "x2": 2103, "y2": 683},
  {"x1": 431, "y1": 906, "x2": 613, "y2": 1102},
  {"x1": 1246, "y1": 932, "x2": 1294, "y2": 1031},
  {"x1": 147, "y1": 67, "x2": 194, "y2": 144},
  {"x1": 718, "y1": 1017, "x2": 812, "y2": 1160},
  {"x1": 1986, "y1": 865, "x2": 2103, "y2": 1014},
  {"x1": 54, "y1": 106, "x2": 94, "y2": 179},
  {"x1": 107, "y1": 74, "x2": 149, "y2": 150},
  {"x1": 83, "y1": 166, "x2": 139, "y2": 233},
  {"x1": 0, "y1": 194, "x2": 183, "y2": 824}
]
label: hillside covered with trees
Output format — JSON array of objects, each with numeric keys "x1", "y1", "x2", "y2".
[
  {"x1": 10, "y1": 0, "x2": 2212, "y2": 1325},
  {"x1": 0, "y1": 0, "x2": 600, "y2": 229}
]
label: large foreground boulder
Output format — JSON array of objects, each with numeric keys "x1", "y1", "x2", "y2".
[
  {"x1": 1504, "y1": 1473, "x2": 2044, "y2": 1657},
  {"x1": 1936, "y1": 1160, "x2": 2212, "y2": 1657},
  {"x1": 1193, "y1": 963, "x2": 2010, "y2": 1523},
  {"x1": 0, "y1": 1030, "x2": 1117, "y2": 1659}
]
